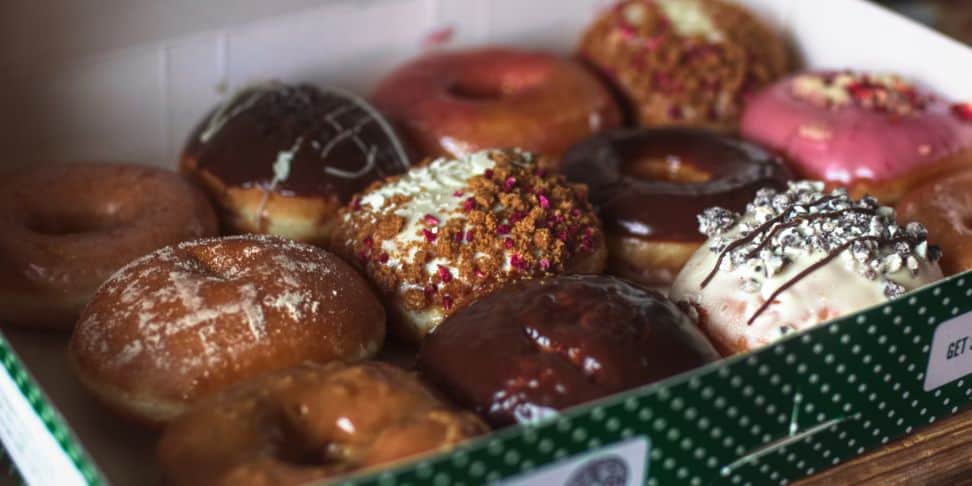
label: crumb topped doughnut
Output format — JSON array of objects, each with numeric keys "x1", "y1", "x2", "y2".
[
  {"x1": 331, "y1": 149, "x2": 606, "y2": 342},
  {"x1": 69, "y1": 235, "x2": 385, "y2": 424},
  {"x1": 158, "y1": 361, "x2": 487, "y2": 486},
  {"x1": 671, "y1": 181, "x2": 944, "y2": 354},
  {"x1": 0, "y1": 163, "x2": 218, "y2": 329},
  {"x1": 579, "y1": 0, "x2": 789, "y2": 130},
  {"x1": 741, "y1": 71, "x2": 972, "y2": 202},
  {"x1": 181, "y1": 82, "x2": 411, "y2": 245}
]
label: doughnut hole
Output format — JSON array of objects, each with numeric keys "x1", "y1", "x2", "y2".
[
  {"x1": 447, "y1": 60, "x2": 552, "y2": 102},
  {"x1": 25, "y1": 210, "x2": 126, "y2": 235},
  {"x1": 621, "y1": 154, "x2": 713, "y2": 184}
]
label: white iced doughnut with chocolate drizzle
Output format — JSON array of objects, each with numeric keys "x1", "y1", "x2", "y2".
[
  {"x1": 331, "y1": 149, "x2": 607, "y2": 343},
  {"x1": 671, "y1": 181, "x2": 943, "y2": 355},
  {"x1": 180, "y1": 82, "x2": 410, "y2": 246}
]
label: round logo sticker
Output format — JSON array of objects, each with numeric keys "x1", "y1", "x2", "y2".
[{"x1": 564, "y1": 454, "x2": 629, "y2": 486}]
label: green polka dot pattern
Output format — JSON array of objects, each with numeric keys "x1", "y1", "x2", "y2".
[
  {"x1": 0, "y1": 336, "x2": 104, "y2": 486},
  {"x1": 0, "y1": 274, "x2": 970, "y2": 485},
  {"x1": 336, "y1": 273, "x2": 972, "y2": 486}
]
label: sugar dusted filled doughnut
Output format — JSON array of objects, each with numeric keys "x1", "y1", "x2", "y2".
[
  {"x1": 741, "y1": 71, "x2": 972, "y2": 203},
  {"x1": 158, "y1": 361, "x2": 487, "y2": 486},
  {"x1": 899, "y1": 168, "x2": 972, "y2": 276},
  {"x1": 671, "y1": 181, "x2": 944, "y2": 355},
  {"x1": 418, "y1": 274, "x2": 720, "y2": 426},
  {"x1": 579, "y1": 0, "x2": 789, "y2": 130},
  {"x1": 371, "y1": 47, "x2": 621, "y2": 163},
  {"x1": 562, "y1": 128, "x2": 791, "y2": 285},
  {"x1": 331, "y1": 149, "x2": 607, "y2": 342},
  {"x1": 0, "y1": 163, "x2": 218, "y2": 329},
  {"x1": 181, "y1": 82, "x2": 411, "y2": 245},
  {"x1": 69, "y1": 235, "x2": 385, "y2": 425}
]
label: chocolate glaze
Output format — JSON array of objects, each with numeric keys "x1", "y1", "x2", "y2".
[
  {"x1": 183, "y1": 83, "x2": 410, "y2": 201},
  {"x1": 562, "y1": 128, "x2": 792, "y2": 242},
  {"x1": 417, "y1": 274, "x2": 720, "y2": 427}
]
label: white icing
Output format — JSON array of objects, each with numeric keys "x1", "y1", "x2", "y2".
[
  {"x1": 671, "y1": 187, "x2": 943, "y2": 351},
  {"x1": 271, "y1": 136, "x2": 302, "y2": 186},
  {"x1": 656, "y1": 0, "x2": 724, "y2": 43},
  {"x1": 319, "y1": 86, "x2": 410, "y2": 179},
  {"x1": 672, "y1": 242, "x2": 940, "y2": 350},
  {"x1": 358, "y1": 150, "x2": 497, "y2": 277}
]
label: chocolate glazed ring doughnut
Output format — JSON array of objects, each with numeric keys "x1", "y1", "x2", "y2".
[{"x1": 562, "y1": 128, "x2": 792, "y2": 286}]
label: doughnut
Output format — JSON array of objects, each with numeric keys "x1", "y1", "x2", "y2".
[
  {"x1": 331, "y1": 149, "x2": 607, "y2": 343},
  {"x1": 579, "y1": 0, "x2": 789, "y2": 131},
  {"x1": 899, "y1": 168, "x2": 972, "y2": 276},
  {"x1": 562, "y1": 128, "x2": 792, "y2": 286},
  {"x1": 181, "y1": 82, "x2": 411, "y2": 245},
  {"x1": 68, "y1": 235, "x2": 385, "y2": 425},
  {"x1": 741, "y1": 71, "x2": 972, "y2": 203},
  {"x1": 370, "y1": 47, "x2": 620, "y2": 164},
  {"x1": 0, "y1": 163, "x2": 217, "y2": 329},
  {"x1": 417, "y1": 274, "x2": 720, "y2": 427},
  {"x1": 671, "y1": 181, "x2": 944, "y2": 355},
  {"x1": 158, "y1": 361, "x2": 488, "y2": 486}
]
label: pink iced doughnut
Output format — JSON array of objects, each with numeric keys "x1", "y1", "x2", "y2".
[{"x1": 740, "y1": 71, "x2": 972, "y2": 202}]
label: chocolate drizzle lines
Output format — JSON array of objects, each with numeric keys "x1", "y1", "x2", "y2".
[
  {"x1": 699, "y1": 195, "x2": 845, "y2": 289},
  {"x1": 746, "y1": 235, "x2": 915, "y2": 325},
  {"x1": 742, "y1": 207, "x2": 877, "y2": 260}
]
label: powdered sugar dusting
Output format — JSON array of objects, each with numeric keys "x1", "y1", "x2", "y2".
[{"x1": 74, "y1": 234, "x2": 362, "y2": 382}]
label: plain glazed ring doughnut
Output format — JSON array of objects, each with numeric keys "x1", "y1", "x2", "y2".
[
  {"x1": 0, "y1": 163, "x2": 218, "y2": 329},
  {"x1": 418, "y1": 274, "x2": 719, "y2": 426},
  {"x1": 899, "y1": 169, "x2": 972, "y2": 276},
  {"x1": 181, "y1": 82, "x2": 411, "y2": 245},
  {"x1": 69, "y1": 235, "x2": 386, "y2": 425},
  {"x1": 371, "y1": 47, "x2": 620, "y2": 164},
  {"x1": 561, "y1": 128, "x2": 791, "y2": 286},
  {"x1": 332, "y1": 149, "x2": 607, "y2": 343},
  {"x1": 158, "y1": 361, "x2": 488, "y2": 486}
]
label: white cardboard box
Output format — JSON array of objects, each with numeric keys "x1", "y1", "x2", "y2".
[{"x1": 1, "y1": 1, "x2": 971, "y2": 485}]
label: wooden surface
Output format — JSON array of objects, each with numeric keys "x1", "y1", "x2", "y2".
[{"x1": 798, "y1": 407, "x2": 972, "y2": 486}]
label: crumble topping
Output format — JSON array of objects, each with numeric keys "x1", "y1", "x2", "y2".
[{"x1": 335, "y1": 149, "x2": 602, "y2": 314}]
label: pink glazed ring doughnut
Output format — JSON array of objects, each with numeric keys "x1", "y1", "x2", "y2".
[{"x1": 741, "y1": 71, "x2": 972, "y2": 203}]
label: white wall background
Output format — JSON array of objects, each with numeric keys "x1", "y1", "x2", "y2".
[{"x1": 0, "y1": 0, "x2": 969, "y2": 169}]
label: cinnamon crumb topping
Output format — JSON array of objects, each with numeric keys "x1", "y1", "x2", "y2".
[
  {"x1": 333, "y1": 149, "x2": 602, "y2": 319},
  {"x1": 579, "y1": 0, "x2": 788, "y2": 129}
]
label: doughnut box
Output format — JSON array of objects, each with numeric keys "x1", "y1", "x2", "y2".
[{"x1": 1, "y1": 0, "x2": 972, "y2": 485}]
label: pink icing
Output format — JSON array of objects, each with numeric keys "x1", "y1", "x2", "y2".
[{"x1": 741, "y1": 71, "x2": 972, "y2": 184}]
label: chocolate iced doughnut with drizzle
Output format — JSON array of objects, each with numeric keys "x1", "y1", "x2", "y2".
[
  {"x1": 181, "y1": 82, "x2": 410, "y2": 246},
  {"x1": 331, "y1": 149, "x2": 607, "y2": 343},
  {"x1": 418, "y1": 274, "x2": 720, "y2": 427},
  {"x1": 562, "y1": 128, "x2": 791, "y2": 285},
  {"x1": 671, "y1": 181, "x2": 944, "y2": 355}
]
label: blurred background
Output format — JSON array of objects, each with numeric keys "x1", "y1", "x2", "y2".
[{"x1": 878, "y1": 0, "x2": 972, "y2": 43}]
